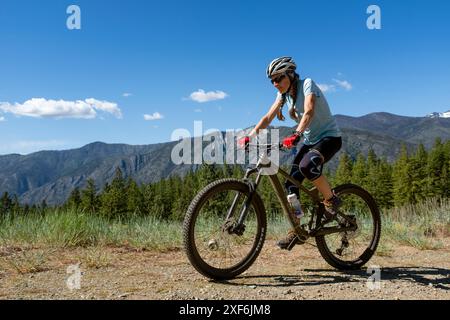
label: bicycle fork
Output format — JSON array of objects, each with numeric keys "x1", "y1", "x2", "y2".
[{"x1": 224, "y1": 168, "x2": 261, "y2": 236}]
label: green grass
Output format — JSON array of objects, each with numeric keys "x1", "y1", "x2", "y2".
[
  {"x1": 380, "y1": 198, "x2": 450, "y2": 250},
  {"x1": 0, "y1": 210, "x2": 183, "y2": 251},
  {"x1": 0, "y1": 198, "x2": 449, "y2": 252},
  {"x1": 230, "y1": 198, "x2": 450, "y2": 252}
]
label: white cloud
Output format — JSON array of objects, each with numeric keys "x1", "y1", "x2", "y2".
[
  {"x1": 122, "y1": 93, "x2": 133, "y2": 97},
  {"x1": 317, "y1": 84, "x2": 336, "y2": 93},
  {"x1": 317, "y1": 79, "x2": 353, "y2": 93},
  {"x1": 0, "y1": 98, "x2": 122, "y2": 119},
  {"x1": 188, "y1": 89, "x2": 228, "y2": 103},
  {"x1": 0, "y1": 116, "x2": 5, "y2": 122},
  {"x1": 333, "y1": 79, "x2": 353, "y2": 91},
  {"x1": 85, "y1": 98, "x2": 123, "y2": 118},
  {"x1": 0, "y1": 140, "x2": 70, "y2": 155},
  {"x1": 144, "y1": 112, "x2": 164, "y2": 121}
]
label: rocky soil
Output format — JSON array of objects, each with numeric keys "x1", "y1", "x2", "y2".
[{"x1": 1, "y1": 239, "x2": 449, "y2": 300}]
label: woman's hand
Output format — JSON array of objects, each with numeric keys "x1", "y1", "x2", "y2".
[
  {"x1": 238, "y1": 136, "x2": 250, "y2": 149},
  {"x1": 282, "y1": 132, "x2": 302, "y2": 149}
]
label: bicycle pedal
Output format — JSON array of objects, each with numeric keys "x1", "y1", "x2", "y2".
[
  {"x1": 286, "y1": 235, "x2": 307, "y2": 251},
  {"x1": 286, "y1": 238, "x2": 298, "y2": 251}
]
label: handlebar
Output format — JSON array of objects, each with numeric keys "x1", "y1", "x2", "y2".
[{"x1": 245, "y1": 142, "x2": 290, "y2": 153}]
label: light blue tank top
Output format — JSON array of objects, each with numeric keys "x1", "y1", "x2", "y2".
[{"x1": 277, "y1": 78, "x2": 341, "y2": 145}]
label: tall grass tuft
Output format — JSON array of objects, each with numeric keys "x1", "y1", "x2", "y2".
[
  {"x1": 0, "y1": 210, "x2": 182, "y2": 250},
  {"x1": 0, "y1": 198, "x2": 448, "y2": 251},
  {"x1": 380, "y1": 197, "x2": 450, "y2": 250}
]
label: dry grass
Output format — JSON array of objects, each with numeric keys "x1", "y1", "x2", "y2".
[
  {"x1": 0, "y1": 249, "x2": 52, "y2": 274},
  {"x1": 78, "y1": 247, "x2": 112, "y2": 269}
]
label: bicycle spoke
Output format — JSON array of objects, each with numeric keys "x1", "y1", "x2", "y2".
[
  {"x1": 192, "y1": 188, "x2": 260, "y2": 270},
  {"x1": 320, "y1": 188, "x2": 378, "y2": 264}
]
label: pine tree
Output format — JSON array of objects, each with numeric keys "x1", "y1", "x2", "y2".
[
  {"x1": 11, "y1": 195, "x2": 21, "y2": 215},
  {"x1": 0, "y1": 192, "x2": 12, "y2": 215},
  {"x1": 198, "y1": 164, "x2": 220, "y2": 186},
  {"x1": 426, "y1": 138, "x2": 446, "y2": 199},
  {"x1": 334, "y1": 153, "x2": 353, "y2": 186},
  {"x1": 150, "y1": 179, "x2": 170, "y2": 219},
  {"x1": 67, "y1": 188, "x2": 82, "y2": 211},
  {"x1": 126, "y1": 178, "x2": 144, "y2": 215},
  {"x1": 393, "y1": 144, "x2": 411, "y2": 206},
  {"x1": 409, "y1": 143, "x2": 428, "y2": 203},
  {"x1": 141, "y1": 183, "x2": 154, "y2": 215},
  {"x1": 351, "y1": 153, "x2": 367, "y2": 189},
  {"x1": 376, "y1": 157, "x2": 394, "y2": 208},
  {"x1": 172, "y1": 175, "x2": 194, "y2": 221},
  {"x1": 100, "y1": 167, "x2": 127, "y2": 218},
  {"x1": 39, "y1": 200, "x2": 48, "y2": 215},
  {"x1": 81, "y1": 178, "x2": 99, "y2": 213},
  {"x1": 365, "y1": 148, "x2": 379, "y2": 198}
]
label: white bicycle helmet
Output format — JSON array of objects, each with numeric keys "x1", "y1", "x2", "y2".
[{"x1": 266, "y1": 56, "x2": 297, "y2": 78}]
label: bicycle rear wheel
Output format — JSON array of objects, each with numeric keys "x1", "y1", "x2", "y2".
[
  {"x1": 316, "y1": 184, "x2": 381, "y2": 270},
  {"x1": 183, "y1": 178, "x2": 267, "y2": 280}
]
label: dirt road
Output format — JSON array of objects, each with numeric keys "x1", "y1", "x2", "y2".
[{"x1": 1, "y1": 239, "x2": 449, "y2": 300}]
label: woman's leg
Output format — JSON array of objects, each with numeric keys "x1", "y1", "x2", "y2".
[
  {"x1": 301, "y1": 136, "x2": 342, "y2": 200},
  {"x1": 284, "y1": 143, "x2": 310, "y2": 197},
  {"x1": 277, "y1": 144, "x2": 311, "y2": 249},
  {"x1": 312, "y1": 175, "x2": 333, "y2": 200},
  {"x1": 307, "y1": 137, "x2": 343, "y2": 219},
  {"x1": 278, "y1": 137, "x2": 342, "y2": 249}
]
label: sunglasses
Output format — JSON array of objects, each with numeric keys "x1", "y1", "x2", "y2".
[{"x1": 271, "y1": 74, "x2": 286, "y2": 84}]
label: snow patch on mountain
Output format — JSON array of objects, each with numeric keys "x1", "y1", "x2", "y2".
[{"x1": 426, "y1": 110, "x2": 450, "y2": 118}]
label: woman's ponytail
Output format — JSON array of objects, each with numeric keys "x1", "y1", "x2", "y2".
[{"x1": 277, "y1": 72, "x2": 300, "y2": 121}]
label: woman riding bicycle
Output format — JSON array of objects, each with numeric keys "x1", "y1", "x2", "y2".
[{"x1": 239, "y1": 56, "x2": 343, "y2": 250}]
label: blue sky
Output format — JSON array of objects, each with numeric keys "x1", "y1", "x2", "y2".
[{"x1": 0, "y1": 0, "x2": 449, "y2": 154}]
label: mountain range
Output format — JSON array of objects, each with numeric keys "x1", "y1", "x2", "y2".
[{"x1": 1, "y1": 112, "x2": 449, "y2": 205}]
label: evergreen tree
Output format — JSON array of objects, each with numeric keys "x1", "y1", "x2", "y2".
[
  {"x1": 351, "y1": 153, "x2": 367, "y2": 188},
  {"x1": 393, "y1": 144, "x2": 412, "y2": 206},
  {"x1": 67, "y1": 188, "x2": 82, "y2": 211},
  {"x1": 376, "y1": 157, "x2": 394, "y2": 208},
  {"x1": 172, "y1": 175, "x2": 193, "y2": 221},
  {"x1": 0, "y1": 192, "x2": 12, "y2": 216},
  {"x1": 365, "y1": 148, "x2": 379, "y2": 198},
  {"x1": 39, "y1": 200, "x2": 48, "y2": 215},
  {"x1": 140, "y1": 183, "x2": 154, "y2": 216},
  {"x1": 150, "y1": 179, "x2": 170, "y2": 219},
  {"x1": 11, "y1": 195, "x2": 21, "y2": 215},
  {"x1": 81, "y1": 178, "x2": 99, "y2": 213},
  {"x1": 409, "y1": 143, "x2": 428, "y2": 203},
  {"x1": 126, "y1": 178, "x2": 144, "y2": 215},
  {"x1": 198, "y1": 164, "x2": 220, "y2": 186},
  {"x1": 100, "y1": 167, "x2": 127, "y2": 218},
  {"x1": 426, "y1": 138, "x2": 446, "y2": 199},
  {"x1": 334, "y1": 153, "x2": 353, "y2": 186}
]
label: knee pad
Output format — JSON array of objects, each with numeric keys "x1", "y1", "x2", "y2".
[
  {"x1": 299, "y1": 150, "x2": 324, "y2": 181},
  {"x1": 285, "y1": 165, "x2": 305, "y2": 194}
]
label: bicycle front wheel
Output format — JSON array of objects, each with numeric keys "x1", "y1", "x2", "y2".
[{"x1": 183, "y1": 178, "x2": 267, "y2": 280}]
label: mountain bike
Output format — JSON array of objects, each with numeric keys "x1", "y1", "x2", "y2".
[{"x1": 183, "y1": 141, "x2": 381, "y2": 280}]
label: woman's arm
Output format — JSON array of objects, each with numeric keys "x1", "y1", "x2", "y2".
[
  {"x1": 248, "y1": 99, "x2": 284, "y2": 137},
  {"x1": 295, "y1": 94, "x2": 315, "y2": 133}
]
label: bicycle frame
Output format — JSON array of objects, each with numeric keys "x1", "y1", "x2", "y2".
[{"x1": 228, "y1": 148, "x2": 356, "y2": 239}]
